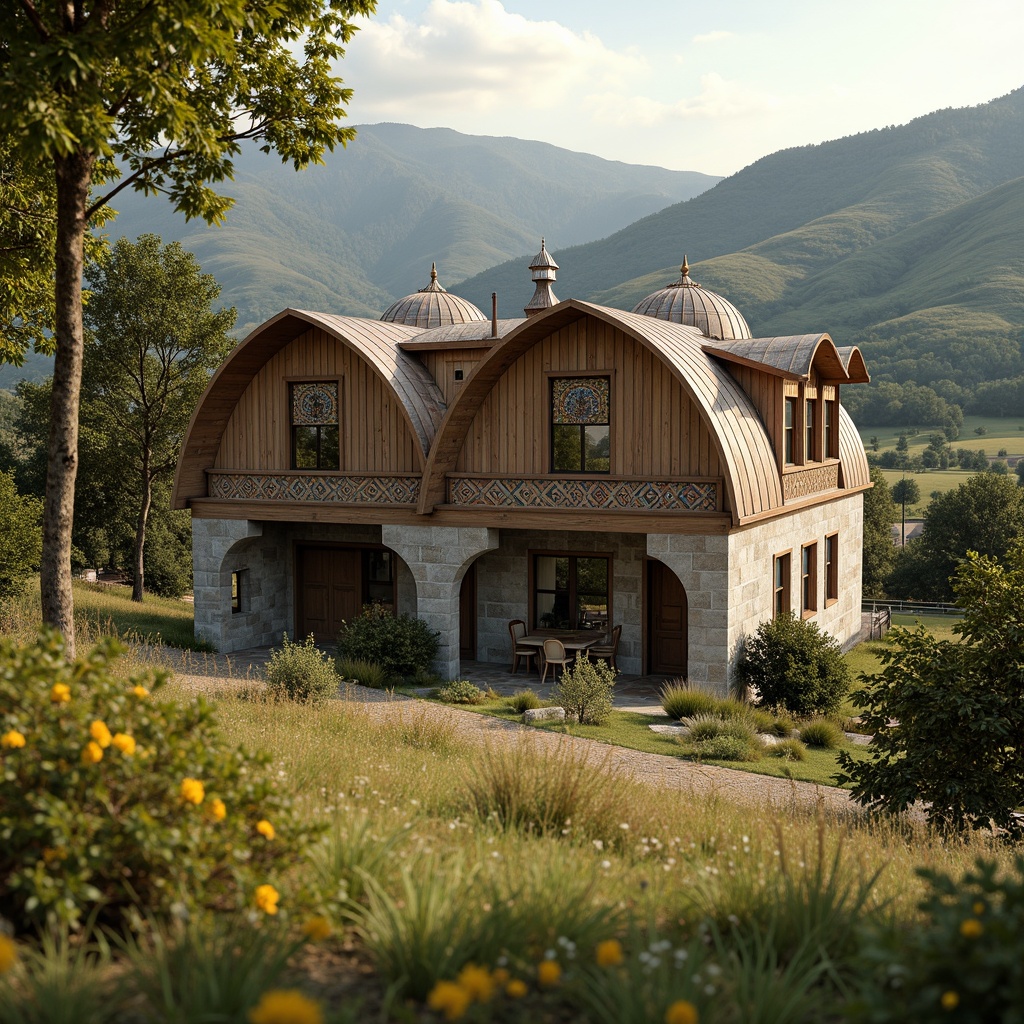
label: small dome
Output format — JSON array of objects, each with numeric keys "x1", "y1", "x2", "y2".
[
  {"x1": 381, "y1": 263, "x2": 486, "y2": 327},
  {"x1": 632, "y1": 256, "x2": 751, "y2": 340}
]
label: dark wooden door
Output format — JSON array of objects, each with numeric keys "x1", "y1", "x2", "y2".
[
  {"x1": 648, "y1": 560, "x2": 688, "y2": 676},
  {"x1": 459, "y1": 563, "x2": 477, "y2": 659},
  {"x1": 297, "y1": 547, "x2": 361, "y2": 642}
]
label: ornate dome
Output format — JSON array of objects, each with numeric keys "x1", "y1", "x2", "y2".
[
  {"x1": 631, "y1": 256, "x2": 751, "y2": 340},
  {"x1": 381, "y1": 263, "x2": 486, "y2": 327}
]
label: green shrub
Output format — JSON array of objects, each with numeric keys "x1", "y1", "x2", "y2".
[
  {"x1": 689, "y1": 734, "x2": 762, "y2": 762},
  {"x1": 552, "y1": 654, "x2": 616, "y2": 725},
  {"x1": 798, "y1": 719, "x2": 845, "y2": 749},
  {"x1": 850, "y1": 856, "x2": 1024, "y2": 1023},
  {"x1": 337, "y1": 605, "x2": 439, "y2": 679},
  {"x1": 0, "y1": 470, "x2": 42, "y2": 600},
  {"x1": 264, "y1": 634, "x2": 340, "y2": 704},
  {"x1": 506, "y1": 688, "x2": 541, "y2": 712},
  {"x1": 336, "y1": 657, "x2": 388, "y2": 689},
  {"x1": 686, "y1": 714, "x2": 759, "y2": 744},
  {"x1": 436, "y1": 680, "x2": 486, "y2": 705},
  {"x1": 659, "y1": 680, "x2": 718, "y2": 720},
  {"x1": 766, "y1": 738, "x2": 808, "y2": 761},
  {"x1": 0, "y1": 630, "x2": 322, "y2": 932},
  {"x1": 751, "y1": 707, "x2": 794, "y2": 736},
  {"x1": 737, "y1": 614, "x2": 850, "y2": 717},
  {"x1": 716, "y1": 697, "x2": 756, "y2": 721}
]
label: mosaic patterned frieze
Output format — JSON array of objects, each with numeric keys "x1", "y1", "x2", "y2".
[
  {"x1": 291, "y1": 382, "x2": 338, "y2": 425},
  {"x1": 209, "y1": 473, "x2": 419, "y2": 504},
  {"x1": 448, "y1": 476, "x2": 718, "y2": 512},
  {"x1": 551, "y1": 377, "x2": 609, "y2": 424},
  {"x1": 782, "y1": 463, "x2": 839, "y2": 500}
]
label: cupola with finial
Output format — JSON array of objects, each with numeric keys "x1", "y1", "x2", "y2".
[
  {"x1": 380, "y1": 262, "x2": 486, "y2": 327},
  {"x1": 631, "y1": 254, "x2": 751, "y2": 340},
  {"x1": 524, "y1": 238, "x2": 559, "y2": 317}
]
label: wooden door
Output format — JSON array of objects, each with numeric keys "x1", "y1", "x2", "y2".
[
  {"x1": 648, "y1": 560, "x2": 688, "y2": 676},
  {"x1": 459, "y1": 563, "x2": 477, "y2": 659},
  {"x1": 297, "y1": 547, "x2": 361, "y2": 642}
]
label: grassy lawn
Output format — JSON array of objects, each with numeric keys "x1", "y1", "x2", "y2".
[{"x1": 3, "y1": 577, "x2": 205, "y2": 650}]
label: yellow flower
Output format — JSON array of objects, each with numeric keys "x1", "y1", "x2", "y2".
[
  {"x1": 973, "y1": 901, "x2": 986, "y2": 915},
  {"x1": 255, "y1": 884, "x2": 280, "y2": 915},
  {"x1": 960, "y1": 918, "x2": 983, "y2": 939},
  {"x1": 132, "y1": 685, "x2": 149, "y2": 698},
  {"x1": 256, "y1": 819, "x2": 276, "y2": 840},
  {"x1": 42, "y1": 846, "x2": 67, "y2": 866},
  {"x1": 302, "y1": 916, "x2": 331, "y2": 941},
  {"x1": 426, "y1": 980, "x2": 471, "y2": 1021},
  {"x1": 50, "y1": 683, "x2": 71, "y2": 704},
  {"x1": 180, "y1": 778, "x2": 205, "y2": 805},
  {"x1": 537, "y1": 960, "x2": 561, "y2": 988},
  {"x1": 492, "y1": 967, "x2": 510, "y2": 986},
  {"x1": 112, "y1": 733, "x2": 136, "y2": 756},
  {"x1": 596, "y1": 938, "x2": 624, "y2": 967},
  {"x1": 209, "y1": 798, "x2": 227, "y2": 822},
  {"x1": 456, "y1": 963, "x2": 495, "y2": 1002},
  {"x1": 247, "y1": 988, "x2": 323, "y2": 1024},
  {"x1": 1, "y1": 730, "x2": 26, "y2": 749},
  {"x1": 941, "y1": 991, "x2": 959, "y2": 1011},
  {"x1": 89, "y1": 720, "x2": 112, "y2": 748},
  {"x1": 505, "y1": 978, "x2": 528, "y2": 999},
  {"x1": 81, "y1": 741, "x2": 104, "y2": 764},
  {"x1": 0, "y1": 934, "x2": 18, "y2": 974},
  {"x1": 665, "y1": 1000, "x2": 700, "y2": 1024}
]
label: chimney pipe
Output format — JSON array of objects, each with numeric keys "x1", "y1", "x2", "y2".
[{"x1": 491, "y1": 292, "x2": 498, "y2": 339}]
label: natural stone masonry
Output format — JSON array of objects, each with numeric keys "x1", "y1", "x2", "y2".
[{"x1": 382, "y1": 525, "x2": 499, "y2": 681}]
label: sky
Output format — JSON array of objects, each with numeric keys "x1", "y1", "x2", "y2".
[{"x1": 339, "y1": 0, "x2": 1024, "y2": 177}]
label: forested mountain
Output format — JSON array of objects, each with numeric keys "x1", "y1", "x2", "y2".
[
  {"x1": 99, "y1": 123, "x2": 718, "y2": 335},
  {"x1": 458, "y1": 88, "x2": 1024, "y2": 420}
]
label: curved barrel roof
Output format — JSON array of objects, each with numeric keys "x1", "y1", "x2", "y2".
[{"x1": 172, "y1": 309, "x2": 446, "y2": 508}]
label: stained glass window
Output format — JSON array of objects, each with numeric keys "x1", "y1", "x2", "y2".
[
  {"x1": 551, "y1": 377, "x2": 610, "y2": 473},
  {"x1": 290, "y1": 382, "x2": 340, "y2": 470}
]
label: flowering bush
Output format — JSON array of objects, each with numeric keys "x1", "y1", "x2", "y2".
[
  {"x1": 436, "y1": 680, "x2": 486, "y2": 705},
  {"x1": 849, "y1": 856, "x2": 1024, "y2": 1023},
  {"x1": 0, "y1": 630, "x2": 322, "y2": 931}
]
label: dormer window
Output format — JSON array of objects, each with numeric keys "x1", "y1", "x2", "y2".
[
  {"x1": 805, "y1": 397, "x2": 818, "y2": 462},
  {"x1": 551, "y1": 377, "x2": 611, "y2": 473},
  {"x1": 824, "y1": 397, "x2": 837, "y2": 459},
  {"x1": 784, "y1": 397, "x2": 796, "y2": 466},
  {"x1": 291, "y1": 381, "x2": 340, "y2": 470}
]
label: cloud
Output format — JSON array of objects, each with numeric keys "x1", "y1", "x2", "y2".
[
  {"x1": 588, "y1": 73, "x2": 778, "y2": 128},
  {"x1": 691, "y1": 30, "x2": 734, "y2": 44},
  {"x1": 345, "y1": 0, "x2": 647, "y2": 115}
]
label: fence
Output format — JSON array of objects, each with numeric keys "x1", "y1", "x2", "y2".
[{"x1": 861, "y1": 599, "x2": 962, "y2": 617}]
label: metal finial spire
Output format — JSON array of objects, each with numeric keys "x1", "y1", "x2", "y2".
[{"x1": 430, "y1": 262, "x2": 437, "y2": 282}]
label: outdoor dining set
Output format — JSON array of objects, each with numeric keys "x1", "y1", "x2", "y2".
[{"x1": 508, "y1": 619, "x2": 621, "y2": 684}]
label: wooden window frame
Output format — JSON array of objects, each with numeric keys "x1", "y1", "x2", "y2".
[
  {"x1": 783, "y1": 397, "x2": 797, "y2": 466},
  {"x1": 805, "y1": 397, "x2": 818, "y2": 463},
  {"x1": 823, "y1": 397, "x2": 838, "y2": 460},
  {"x1": 801, "y1": 542, "x2": 818, "y2": 618},
  {"x1": 773, "y1": 551, "x2": 792, "y2": 619},
  {"x1": 529, "y1": 549, "x2": 612, "y2": 632},
  {"x1": 824, "y1": 532, "x2": 839, "y2": 606},
  {"x1": 549, "y1": 375, "x2": 612, "y2": 475},
  {"x1": 288, "y1": 378, "x2": 342, "y2": 471}
]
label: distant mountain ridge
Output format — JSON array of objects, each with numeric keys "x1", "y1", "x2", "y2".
[{"x1": 102, "y1": 123, "x2": 719, "y2": 335}]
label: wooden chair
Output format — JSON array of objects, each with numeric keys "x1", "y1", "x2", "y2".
[
  {"x1": 541, "y1": 637, "x2": 569, "y2": 685},
  {"x1": 589, "y1": 624, "x2": 621, "y2": 671},
  {"x1": 508, "y1": 619, "x2": 538, "y2": 675}
]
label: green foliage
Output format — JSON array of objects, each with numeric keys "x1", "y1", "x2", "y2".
[
  {"x1": 797, "y1": 719, "x2": 845, "y2": 749},
  {"x1": 862, "y1": 467, "x2": 896, "y2": 597},
  {"x1": 766, "y1": 738, "x2": 808, "y2": 761},
  {"x1": 890, "y1": 477, "x2": 920, "y2": 506},
  {"x1": 849, "y1": 857, "x2": 1024, "y2": 1023},
  {"x1": 837, "y1": 542, "x2": 1024, "y2": 836},
  {"x1": 0, "y1": 630, "x2": 322, "y2": 931},
  {"x1": 264, "y1": 634, "x2": 340, "y2": 705},
  {"x1": 336, "y1": 657, "x2": 388, "y2": 689},
  {"x1": 435, "y1": 680, "x2": 486, "y2": 705},
  {"x1": 0, "y1": 470, "x2": 41, "y2": 599},
  {"x1": 886, "y1": 472, "x2": 1024, "y2": 600},
  {"x1": 506, "y1": 688, "x2": 542, "y2": 712},
  {"x1": 659, "y1": 680, "x2": 720, "y2": 720},
  {"x1": 138, "y1": 507, "x2": 193, "y2": 599},
  {"x1": 337, "y1": 605, "x2": 440, "y2": 680},
  {"x1": 688, "y1": 733, "x2": 763, "y2": 762},
  {"x1": 738, "y1": 614, "x2": 851, "y2": 717},
  {"x1": 551, "y1": 653, "x2": 616, "y2": 725}
]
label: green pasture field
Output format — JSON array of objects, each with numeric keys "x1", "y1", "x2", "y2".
[{"x1": 860, "y1": 414, "x2": 1024, "y2": 455}]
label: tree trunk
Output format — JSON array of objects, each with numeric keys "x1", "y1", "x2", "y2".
[
  {"x1": 40, "y1": 150, "x2": 94, "y2": 656},
  {"x1": 132, "y1": 463, "x2": 152, "y2": 603}
]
